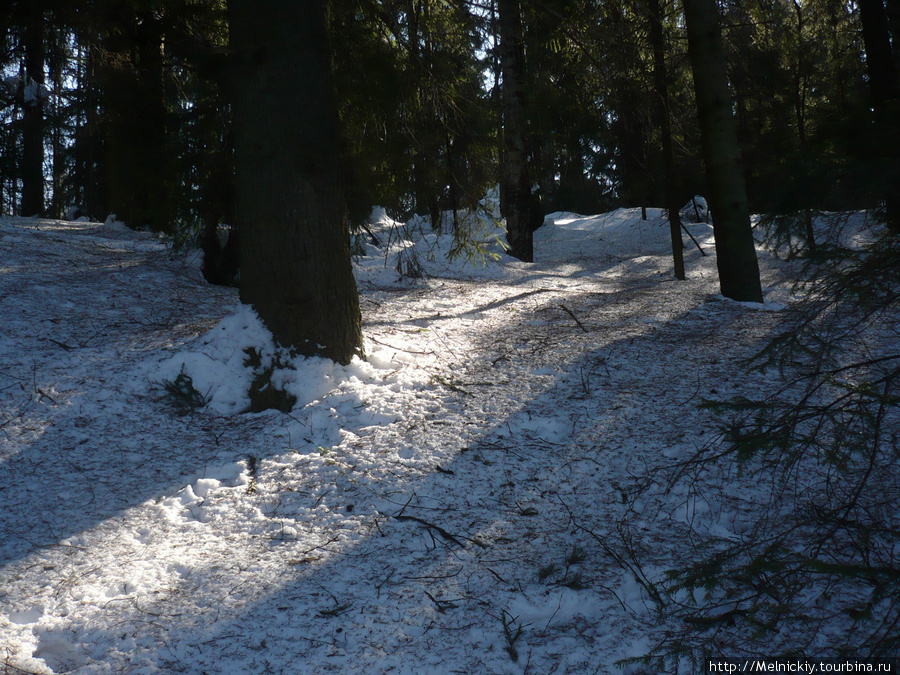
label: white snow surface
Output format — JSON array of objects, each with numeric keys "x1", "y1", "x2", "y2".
[{"x1": 0, "y1": 208, "x2": 804, "y2": 673}]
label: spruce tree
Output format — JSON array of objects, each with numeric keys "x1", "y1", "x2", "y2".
[
  {"x1": 499, "y1": 0, "x2": 534, "y2": 262},
  {"x1": 228, "y1": 0, "x2": 363, "y2": 365},
  {"x1": 683, "y1": 0, "x2": 764, "y2": 302},
  {"x1": 648, "y1": 0, "x2": 685, "y2": 280}
]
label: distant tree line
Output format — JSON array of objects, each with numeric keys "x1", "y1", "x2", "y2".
[
  {"x1": 1, "y1": 0, "x2": 897, "y2": 356},
  {"x1": 2, "y1": 0, "x2": 897, "y2": 228}
]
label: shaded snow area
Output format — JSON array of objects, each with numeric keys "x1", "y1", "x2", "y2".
[{"x1": 2, "y1": 208, "x2": 802, "y2": 674}]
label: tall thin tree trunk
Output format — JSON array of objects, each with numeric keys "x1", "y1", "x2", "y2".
[
  {"x1": 82, "y1": 45, "x2": 103, "y2": 218},
  {"x1": 408, "y1": 0, "x2": 431, "y2": 225},
  {"x1": 103, "y1": 10, "x2": 173, "y2": 233},
  {"x1": 11, "y1": 95, "x2": 19, "y2": 215},
  {"x1": 860, "y1": 0, "x2": 900, "y2": 106},
  {"x1": 49, "y1": 26, "x2": 66, "y2": 218},
  {"x1": 683, "y1": 0, "x2": 763, "y2": 302},
  {"x1": 229, "y1": 0, "x2": 363, "y2": 364},
  {"x1": 499, "y1": 0, "x2": 533, "y2": 262},
  {"x1": 648, "y1": 0, "x2": 685, "y2": 280},
  {"x1": 21, "y1": 1, "x2": 45, "y2": 217},
  {"x1": 134, "y1": 9, "x2": 173, "y2": 233},
  {"x1": 2, "y1": 97, "x2": 19, "y2": 214},
  {"x1": 410, "y1": 0, "x2": 442, "y2": 229},
  {"x1": 790, "y1": 0, "x2": 816, "y2": 252},
  {"x1": 446, "y1": 133, "x2": 460, "y2": 232},
  {"x1": 858, "y1": 0, "x2": 900, "y2": 232}
]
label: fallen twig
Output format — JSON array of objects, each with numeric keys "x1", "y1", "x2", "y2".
[
  {"x1": 430, "y1": 374, "x2": 473, "y2": 397},
  {"x1": 559, "y1": 304, "x2": 589, "y2": 333},
  {"x1": 424, "y1": 590, "x2": 458, "y2": 613},
  {"x1": 359, "y1": 221, "x2": 381, "y2": 246},
  {"x1": 500, "y1": 610, "x2": 526, "y2": 662},
  {"x1": 367, "y1": 335, "x2": 433, "y2": 355},
  {"x1": 47, "y1": 337, "x2": 73, "y2": 350},
  {"x1": 680, "y1": 222, "x2": 707, "y2": 256},
  {"x1": 3, "y1": 652, "x2": 48, "y2": 675},
  {"x1": 36, "y1": 388, "x2": 57, "y2": 404},
  {"x1": 394, "y1": 514, "x2": 465, "y2": 547}
]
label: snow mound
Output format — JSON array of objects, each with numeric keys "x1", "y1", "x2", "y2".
[
  {"x1": 537, "y1": 207, "x2": 713, "y2": 262},
  {"x1": 150, "y1": 304, "x2": 391, "y2": 415}
]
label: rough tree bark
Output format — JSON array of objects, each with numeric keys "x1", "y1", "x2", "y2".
[
  {"x1": 648, "y1": 0, "x2": 685, "y2": 280},
  {"x1": 499, "y1": 0, "x2": 534, "y2": 262},
  {"x1": 229, "y1": 0, "x2": 363, "y2": 365},
  {"x1": 789, "y1": 0, "x2": 817, "y2": 252},
  {"x1": 683, "y1": 0, "x2": 763, "y2": 302},
  {"x1": 103, "y1": 7, "x2": 173, "y2": 233},
  {"x1": 21, "y1": 0, "x2": 45, "y2": 217},
  {"x1": 407, "y1": 0, "x2": 437, "y2": 228}
]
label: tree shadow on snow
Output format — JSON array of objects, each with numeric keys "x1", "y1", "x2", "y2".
[{"x1": 3, "y1": 263, "x2": 789, "y2": 673}]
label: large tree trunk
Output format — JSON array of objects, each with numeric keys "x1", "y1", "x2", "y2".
[
  {"x1": 229, "y1": 0, "x2": 363, "y2": 365},
  {"x1": 648, "y1": 0, "x2": 685, "y2": 280},
  {"x1": 683, "y1": 0, "x2": 763, "y2": 302},
  {"x1": 103, "y1": 41, "x2": 132, "y2": 224},
  {"x1": 498, "y1": 0, "x2": 534, "y2": 262},
  {"x1": 859, "y1": 0, "x2": 900, "y2": 107},
  {"x1": 133, "y1": 9, "x2": 173, "y2": 233},
  {"x1": 21, "y1": 1, "x2": 45, "y2": 217},
  {"x1": 103, "y1": 7, "x2": 173, "y2": 233}
]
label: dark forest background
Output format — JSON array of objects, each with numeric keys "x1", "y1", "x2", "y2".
[{"x1": 2, "y1": 0, "x2": 897, "y2": 236}]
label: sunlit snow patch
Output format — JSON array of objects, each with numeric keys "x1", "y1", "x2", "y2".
[
  {"x1": 536, "y1": 207, "x2": 714, "y2": 263},
  {"x1": 152, "y1": 304, "x2": 396, "y2": 416},
  {"x1": 354, "y1": 202, "x2": 512, "y2": 285}
]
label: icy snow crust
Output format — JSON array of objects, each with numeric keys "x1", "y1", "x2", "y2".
[{"x1": 1, "y1": 209, "x2": 798, "y2": 673}]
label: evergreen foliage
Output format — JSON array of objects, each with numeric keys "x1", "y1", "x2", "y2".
[
  {"x1": 0, "y1": 0, "x2": 891, "y2": 237},
  {"x1": 160, "y1": 366, "x2": 210, "y2": 415},
  {"x1": 635, "y1": 217, "x2": 900, "y2": 667}
]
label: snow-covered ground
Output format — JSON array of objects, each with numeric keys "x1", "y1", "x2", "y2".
[{"x1": 1, "y1": 207, "x2": 801, "y2": 674}]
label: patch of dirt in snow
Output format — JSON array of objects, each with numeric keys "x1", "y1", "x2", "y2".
[{"x1": 1, "y1": 214, "x2": 792, "y2": 674}]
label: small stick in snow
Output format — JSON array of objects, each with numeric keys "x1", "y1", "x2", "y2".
[
  {"x1": 424, "y1": 590, "x2": 458, "y2": 613},
  {"x1": 36, "y1": 388, "x2": 57, "y2": 404},
  {"x1": 317, "y1": 600, "x2": 353, "y2": 618},
  {"x1": 680, "y1": 222, "x2": 707, "y2": 256},
  {"x1": 691, "y1": 196, "x2": 704, "y2": 223},
  {"x1": 47, "y1": 337, "x2": 73, "y2": 350},
  {"x1": 359, "y1": 221, "x2": 381, "y2": 246},
  {"x1": 394, "y1": 513, "x2": 465, "y2": 548},
  {"x1": 485, "y1": 567, "x2": 507, "y2": 583},
  {"x1": 559, "y1": 304, "x2": 588, "y2": 333},
  {"x1": 366, "y1": 335, "x2": 433, "y2": 355},
  {"x1": 430, "y1": 374, "x2": 473, "y2": 397}
]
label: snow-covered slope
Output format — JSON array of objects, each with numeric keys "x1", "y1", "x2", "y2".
[{"x1": 1, "y1": 208, "x2": 792, "y2": 674}]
